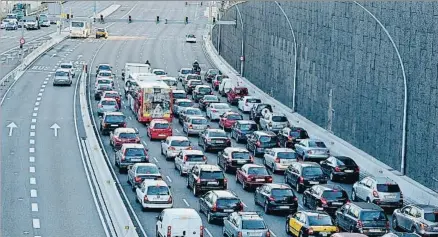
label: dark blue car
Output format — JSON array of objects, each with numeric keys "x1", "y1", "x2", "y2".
[{"x1": 230, "y1": 120, "x2": 258, "y2": 143}]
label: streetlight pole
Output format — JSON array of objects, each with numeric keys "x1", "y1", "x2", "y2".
[{"x1": 235, "y1": 5, "x2": 244, "y2": 76}]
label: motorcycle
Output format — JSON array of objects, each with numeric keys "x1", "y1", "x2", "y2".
[{"x1": 192, "y1": 66, "x2": 201, "y2": 75}]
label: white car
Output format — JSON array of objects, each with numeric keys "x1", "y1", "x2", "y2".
[
  {"x1": 152, "y1": 68, "x2": 167, "y2": 76},
  {"x1": 178, "y1": 68, "x2": 193, "y2": 81},
  {"x1": 97, "y1": 70, "x2": 114, "y2": 80},
  {"x1": 263, "y1": 148, "x2": 298, "y2": 173},
  {"x1": 206, "y1": 103, "x2": 232, "y2": 121},
  {"x1": 161, "y1": 76, "x2": 178, "y2": 89},
  {"x1": 60, "y1": 62, "x2": 75, "y2": 77},
  {"x1": 185, "y1": 34, "x2": 197, "y2": 43},
  {"x1": 174, "y1": 149, "x2": 207, "y2": 176},
  {"x1": 127, "y1": 163, "x2": 162, "y2": 191},
  {"x1": 160, "y1": 136, "x2": 192, "y2": 160},
  {"x1": 156, "y1": 208, "x2": 203, "y2": 237},
  {"x1": 238, "y1": 96, "x2": 262, "y2": 112},
  {"x1": 0, "y1": 19, "x2": 10, "y2": 29},
  {"x1": 135, "y1": 179, "x2": 173, "y2": 210}
]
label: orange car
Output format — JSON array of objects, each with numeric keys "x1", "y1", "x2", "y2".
[{"x1": 147, "y1": 119, "x2": 172, "y2": 140}]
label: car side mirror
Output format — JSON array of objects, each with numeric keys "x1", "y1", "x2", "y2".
[
  {"x1": 168, "y1": 185, "x2": 171, "y2": 189},
  {"x1": 161, "y1": 140, "x2": 165, "y2": 143},
  {"x1": 156, "y1": 216, "x2": 159, "y2": 220},
  {"x1": 145, "y1": 148, "x2": 149, "y2": 151},
  {"x1": 127, "y1": 165, "x2": 133, "y2": 170},
  {"x1": 320, "y1": 161, "x2": 325, "y2": 165},
  {"x1": 218, "y1": 151, "x2": 222, "y2": 156}
]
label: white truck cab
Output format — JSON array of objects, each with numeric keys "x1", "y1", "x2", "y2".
[
  {"x1": 219, "y1": 79, "x2": 237, "y2": 96},
  {"x1": 156, "y1": 208, "x2": 204, "y2": 237}
]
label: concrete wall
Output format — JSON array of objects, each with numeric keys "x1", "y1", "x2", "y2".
[{"x1": 212, "y1": 1, "x2": 438, "y2": 190}]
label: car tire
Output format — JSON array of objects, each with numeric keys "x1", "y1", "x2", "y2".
[
  {"x1": 296, "y1": 182, "x2": 302, "y2": 193},
  {"x1": 186, "y1": 178, "x2": 190, "y2": 189},
  {"x1": 242, "y1": 180, "x2": 247, "y2": 191},
  {"x1": 193, "y1": 185, "x2": 198, "y2": 197},
  {"x1": 284, "y1": 175, "x2": 289, "y2": 185},
  {"x1": 160, "y1": 147, "x2": 164, "y2": 155},
  {"x1": 235, "y1": 173, "x2": 239, "y2": 183},
  {"x1": 366, "y1": 198, "x2": 371, "y2": 203},
  {"x1": 264, "y1": 201, "x2": 270, "y2": 214},
  {"x1": 179, "y1": 167, "x2": 184, "y2": 176},
  {"x1": 207, "y1": 212, "x2": 213, "y2": 223},
  {"x1": 203, "y1": 144, "x2": 209, "y2": 153},
  {"x1": 411, "y1": 226, "x2": 417, "y2": 234},
  {"x1": 351, "y1": 190, "x2": 357, "y2": 201},
  {"x1": 118, "y1": 167, "x2": 123, "y2": 174},
  {"x1": 299, "y1": 230, "x2": 304, "y2": 237},
  {"x1": 223, "y1": 163, "x2": 228, "y2": 173},
  {"x1": 131, "y1": 183, "x2": 136, "y2": 192},
  {"x1": 285, "y1": 221, "x2": 291, "y2": 235},
  {"x1": 271, "y1": 163, "x2": 276, "y2": 174},
  {"x1": 392, "y1": 217, "x2": 399, "y2": 231},
  {"x1": 174, "y1": 161, "x2": 177, "y2": 170},
  {"x1": 303, "y1": 196, "x2": 308, "y2": 208},
  {"x1": 329, "y1": 172, "x2": 335, "y2": 181}
]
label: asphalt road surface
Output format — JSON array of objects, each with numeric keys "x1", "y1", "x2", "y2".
[{"x1": 0, "y1": 3, "x2": 136, "y2": 237}]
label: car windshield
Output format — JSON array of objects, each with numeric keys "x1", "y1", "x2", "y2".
[
  {"x1": 187, "y1": 75, "x2": 199, "y2": 80},
  {"x1": 190, "y1": 81, "x2": 202, "y2": 86},
  {"x1": 147, "y1": 186, "x2": 170, "y2": 195},
  {"x1": 101, "y1": 100, "x2": 116, "y2": 106},
  {"x1": 97, "y1": 29, "x2": 105, "y2": 32},
  {"x1": 247, "y1": 98, "x2": 261, "y2": 103},
  {"x1": 272, "y1": 116, "x2": 288, "y2": 122},
  {"x1": 60, "y1": 64, "x2": 72, "y2": 69},
  {"x1": 217, "y1": 199, "x2": 240, "y2": 208},
  {"x1": 235, "y1": 88, "x2": 248, "y2": 95},
  {"x1": 170, "y1": 140, "x2": 190, "y2": 146},
  {"x1": 187, "y1": 34, "x2": 195, "y2": 38},
  {"x1": 98, "y1": 79, "x2": 112, "y2": 84},
  {"x1": 137, "y1": 166, "x2": 159, "y2": 174},
  {"x1": 322, "y1": 190, "x2": 348, "y2": 200},
  {"x1": 213, "y1": 104, "x2": 229, "y2": 109},
  {"x1": 289, "y1": 130, "x2": 309, "y2": 139},
  {"x1": 248, "y1": 167, "x2": 268, "y2": 175},
  {"x1": 208, "y1": 70, "x2": 219, "y2": 75},
  {"x1": 302, "y1": 167, "x2": 323, "y2": 176},
  {"x1": 308, "y1": 215, "x2": 333, "y2": 226},
  {"x1": 209, "y1": 131, "x2": 227, "y2": 137},
  {"x1": 125, "y1": 148, "x2": 145, "y2": 156},
  {"x1": 259, "y1": 136, "x2": 273, "y2": 143},
  {"x1": 376, "y1": 184, "x2": 400, "y2": 193},
  {"x1": 154, "y1": 71, "x2": 166, "y2": 75},
  {"x1": 204, "y1": 95, "x2": 218, "y2": 101},
  {"x1": 98, "y1": 84, "x2": 111, "y2": 90},
  {"x1": 182, "y1": 69, "x2": 192, "y2": 74},
  {"x1": 424, "y1": 212, "x2": 438, "y2": 222},
  {"x1": 240, "y1": 124, "x2": 258, "y2": 131},
  {"x1": 119, "y1": 133, "x2": 137, "y2": 139},
  {"x1": 227, "y1": 114, "x2": 243, "y2": 120},
  {"x1": 308, "y1": 141, "x2": 327, "y2": 148},
  {"x1": 99, "y1": 65, "x2": 111, "y2": 71},
  {"x1": 192, "y1": 119, "x2": 207, "y2": 124},
  {"x1": 153, "y1": 123, "x2": 169, "y2": 129},
  {"x1": 199, "y1": 87, "x2": 211, "y2": 93},
  {"x1": 104, "y1": 115, "x2": 125, "y2": 123},
  {"x1": 231, "y1": 152, "x2": 250, "y2": 160},
  {"x1": 216, "y1": 76, "x2": 224, "y2": 82},
  {"x1": 55, "y1": 71, "x2": 69, "y2": 77},
  {"x1": 185, "y1": 109, "x2": 202, "y2": 115},
  {"x1": 360, "y1": 211, "x2": 387, "y2": 221},
  {"x1": 173, "y1": 93, "x2": 186, "y2": 99},
  {"x1": 277, "y1": 152, "x2": 297, "y2": 159},
  {"x1": 335, "y1": 158, "x2": 357, "y2": 166},
  {"x1": 257, "y1": 104, "x2": 273, "y2": 112},
  {"x1": 200, "y1": 171, "x2": 224, "y2": 179},
  {"x1": 99, "y1": 72, "x2": 112, "y2": 77},
  {"x1": 105, "y1": 93, "x2": 118, "y2": 98},
  {"x1": 178, "y1": 102, "x2": 193, "y2": 107},
  {"x1": 71, "y1": 21, "x2": 84, "y2": 27},
  {"x1": 242, "y1": 220, "x2": 266, "y2": 230},
  {"x1": 271, "y1": 189, "x2": 294, "y2": 197},
  {"x1": 186, "y1": 154, "x2": 204, "y2": 162}
]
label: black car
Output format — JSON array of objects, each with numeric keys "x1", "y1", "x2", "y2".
[
  {"x1": 284, "y1": 162, "x2": 328, "y2": 193},
  {"x1": 254, "y1": 183, "x2": 298, "y2": 214},
  {"x1": 198, "y1": 129, "x2": 231, "y2": 152},
  {"x1": 184, "y1": 79, "x2": 203, "y2": 94},
  {"x1": 277, "y1": 127, "x2": 309, "y2": 149},
  {"x1": 171, "y1": 90, "x2": 187, "y2": 103},
  {"x1": 230, "y1": 120, "x2": 258, "y2": 143},
  {"x1": 204, "y1": 69, "x2": 221, "y2": 83},
  {"x1": 199, "y1": 190, "x2": 243, "y2": 223},
  {"x1": 178, "y1": 107, "x2": 203, "y2": 125},
  {"x1": 335, "y1": 202, "x2": 390, "y2": 236},
  {"x1": 319, "y1": 156, "x2": 360, "y2": 182},
  {"x1": 302, "y1": 184, "x2": 349, "y2": 216},
  {"x1": 217, "y1": 147, "x2": 253, "y2": 173},
  {"x1": 186, "y1": 164, "x2": 227, "y2": 196},
  {"x1": 192, "y1": 86, "x2": 213, "y2": 102},
  {"x1": 250, "y1": 103, "x2": 273, "y2": 124},
  {"x1": 199, "y1": 95, "x2": 220, "y2": 111},
  {"x1": 246, "y1": 131, "x2": 279, "y2": 157},
  {"x1": 100, "y1": 112, "x2": 127, "y2": 135}
]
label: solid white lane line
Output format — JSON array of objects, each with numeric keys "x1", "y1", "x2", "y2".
[
  {"x1": 36, "y1": 97, "x2": 41, "y2": 101},
  {"x1": 29, "y1": 148, "x2": 35, "y2": 153},
  {"x1": 30, "y1": 178, "x2": 36, "y2": 185},
  {"x1": 32, "y1": 113, "x2": 38, "y2": 117},
  {"x1": 166, "y1": 176, "x2": 172, "y2": 183},
  {"x1": 35, "y1": 102, "x2": 40, "y2": 106},
  {"x1": 242, "y1": 202, "x2": 247, "y2": 207},
  {"x1": 30, "y1": 132, "x2": 35, "y2": 137},
  {"x1": 183, "y1": 199, "x2": 190, "y2": 207},
  {"x1": 32, "y1": 118, "x2": 37, "y2": 123},
  {"x1": 32, "y1": 219, "x2": 40, "y2": 229},
  {"x1": 31, "y1": 125, "x2": 36, "y2": 130},
  {"x1": 30, "y1": 189, "x2": 37, "y2": 197},
  {"x1": 29, "y1": 157, "x2": 35, "y2": 163},
  {"x1": 30, "y1": 139, "x2": 35, "y2": 144},
  {"x1": 31, "y1": 203, "x2": 38, "y2": 212},
  {"x1": 29, "y1": 167, "x2": 35, "y2": 173},
  {"x1": 204, "y1": 228, "x2": 213, "y2": 237}
]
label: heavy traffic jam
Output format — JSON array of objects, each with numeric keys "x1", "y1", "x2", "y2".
[{"x1": 81, "y1": 60, "x2": 438, "y2": 237}]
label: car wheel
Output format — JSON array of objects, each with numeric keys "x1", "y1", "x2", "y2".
[
  {"x1": 156, "y1": 227, "x2": 160, "y2": 237},
  {"x1": 207, "y1": 212, "x2": 213, "y2": 223},
  {"x1": 235, "y1": 173, "x2": 239, "y2": 183},
  {"x1": 179, "y1": 167, "x2": 184, "y2": 176},
  {"x1": 193, "y1": 185, "x2": 198, "y2": 196},
  {"x1": 223, "y1": 163, "x2": 228, "y2": 173},
  {"x1": 303, "y1": 196, "x2": 308, "y2": 207},
  {"x1": 160, "y1": 147, "x2": 164, "y2": 155},
  {"x1": 242, "y1": 180, "x2": 247, "y2": 190},
  {"x1": 285, "y1": 221, "x2": 291, "y2": 235},
  {"x1": 295, "y1": 182, "x2": 302, "y2": 193},
  {"x1": 298, "y1": 230, "x2": 304, "y2": 237},
  {"x1": 203, "y1": 144, "x2": 209, "y2": 152},
  {"x1": 284, "y1": 175, "x2": 289, "y2": 184},
  {"x1": 264, "y1": 201, "x2": 270, "y2": 214},
  {"x1": 174, "y1": 161, "x2": 177, "y2": 170},
  {"x1": 392, "y1": 217, "x2": 399, "y2": 231},
  {"x1": 271, "y1": 163, "x2": 276, "y2": 174},
  {"x1": 131, "y1": 183, "x2": 136, "y2": 192},
  {"x1": 366, "y1": 198, "x2": 371, "y2": 203},
  {"x1": 254, "y1": 195, "x2": 258, "y2": 205},
  {"x1": 329, "y1": 172, "x2": 335, "y2": 181},
  {"x1": 351, "y1": 190, "x2": 357, "y2": 201},
  {"x1": 411, "y1": 226, "x2": 417, "y2": 234}
]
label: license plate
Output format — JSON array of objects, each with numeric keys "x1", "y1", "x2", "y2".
[
  {"x1": 248, "y1": 233, "x2": 261, "y2": 237},
  {"x1": 369, "y1": 229, "x2": 380, "y2": 232},
  {"x1": 214, "y1": 140, "x2": 224, "y2": 143},
  {"x1": 194, "y1": 126, "x2": 203, "y2": 129},
  {"x1": 278, "y1": 206, "x2": 289, "y2": 209},
  {"x1": 320, "y1": 232, "x2": 329, "y2": 236},
  {"x1": 332, "y1": 202, "x2": 343, "y2": 205},
  {"x1": 207, "y1": 182, "x2": 218, "y2": 185},
  {"x1": 130, "y1": 159, "x2": 141, "y2": 162},
  {"x1": 256, "y1": 179, "x2": 265, "y2": 182},
  {"x1": 385, "y1": 195, "x2": 396, "y2": 199},
  {"x1": 110, "y1": 124, "x2": 118, "y2": 127},
  {"x1": 237, "y1": 160, "x2": 247, "y2": 164},
  {"x1": 309, "y1": 181, "x2": 319, "y2": 184},
  {"x1": 224, "y1": 209, "x2": 233, "y2": 212},
  {"x1": 433, "y1": 227, "x2": 438, "y2": 230},
  {"x1": 344, "y1": 170, "x2": 353, "y2": 173},
  {"x1": 158, "y1": 134, "x2": 165, "y2": 136}
]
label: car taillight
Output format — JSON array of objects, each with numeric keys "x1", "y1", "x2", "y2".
[
  {"x1": 356, "y1": 220, "x2": 363, "y2": 229},
  {"x1": 167, "y1": 196, "x2": 172, "y2": 204},
  {"x1": 183, "y1": 156, "x2": 188, "y2": 164},
  {"x1": 238, "y1": 232, "x2": 242, "y2": 237},
  {"x1": 114, "y1": 137, "x2": 121, "y2": 142},
  {"x1": 134, "y1": 177, "x2": 142, "y2": 182},
  {"x1": 239, "y1": 202, "x2": 244, "y2": 211},
  {"x1": 206, "y1": 138, "x2": 211, "y2": 142},
  {"x1": 143, "y1": 196, "x2": 148, "y2": 202},
  {"x1": 373, "y1": 190, "x2": 379, "y2": 198},
  {"x1": 298, "y1": 177, "x2": 304, "y2": 183},
  {"x1": 123, "y1": 122, "x2": 127, "y2": 127},
  {"x1": 335, "y1": 227, "x2": 340, "y2": 233},
  {"x1": 266, "y1": 231, "x2": 271, "y2": 237},
  {"x1": 200, "y1": 226, "x2": 204, "y2": 237},
  {"x1": 267, "y1": 176, "x2": 273, "y2": 182},
  {"x1": 98, "y1": 104, "x2": 103, "y2": 108},
  {"x1": 189, "y1": 124, "x2": 193, "y2": 128},
  {"x1": 169, "y1": 146, "x2": 175, "y2": 150},
  {"x1": 102, "y1": 122, "x2": 107, "y2": 127},
  {"x1": 256, "y1": 141, "x2": 261, "y2": 147},
  {"x1": 247, "y1": 175, "x2": 253, "y2": 181},
  {"x1": 355, "y1": 167, "x2": 360, "y2": 172},
  {"x1": 293, "y1": 196, "x2": 298, "y2": 201},
  {"x1": 346, "y1": 200, "x2": 351, "y2": 203},
  {"x1": 334, "y1": 166, "x2": 341, "y2": 172},
  {"x1": 203, "y1": 156, "x2": 207, "y2": 162},
  {"x1": 196, "y1": 178, "x2": 200, "y2": 184},
  {"x1": 211, "y1": 109, "x2": 217, "y2": 112},
  {"x1": 386, "y1": 221, "x2": 390, "y2": 229},
  {"x1": 307, "y1": 228, "x2": 314, "y2": 235},
  {"x1": 245, "y1": 102, "x2": 248, "y2": 106},
  {"x1": 167, "y1": 226, "x2": 171, "y2": 237},
  {"x1": 250, "y1": 156, "x2": 254, "y2": 163},
  {"x1": 121, "y1": 155, "x2": 126, "y2": 161},
  {"x1": 320, "y1": 198, "x2": 328, "y2": 206},
  {"x1": 268, "y1": 196, "x2": 275, "y2": 201},
  {"x1": 275, "y1": 158, "x2": 280, "y2": 163},
  {"x1": 212, "y1": 202, "x2": 217, "y2": 212}
]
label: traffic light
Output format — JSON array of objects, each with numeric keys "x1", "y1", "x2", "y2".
[
  {"x1": 156, "y1": 16, "x2": 159, "y2": 23},
  {"x1": 128, "y1": 15, "x2": 132, "y2": 23},
  {"x1": 213, "y1": 17, "x2": 216, "y2": 24},
  {"x1": 66, "y1": 14, "x2": 70, "y2": 19},
  {"x1": 20, "y1": 44, "x2": 23, "y2": 49},
  {"x1": 100, "y1": 14, "x2": 103, "y2": 22},
  {"x1": 71, "y1": 14, "x2": 73, "y2": 18},
  {"x1": 185, "y1": 17, "x2": 188, "y2": 24}
]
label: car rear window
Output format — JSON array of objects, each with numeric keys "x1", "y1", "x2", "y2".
[
  {"x1": 104, "y1": 115, "x2": 125, "y2": 123},
  {"x1": 213, "y1": 104, "x2": 229, "y2": 109},
  {"x1": 240, "y1": 124, "x2": 258, "y2": 131},
  {"x1": 242, "y1": 220, "x2": 266, "y2": 230},
  {"x1": 199, "y1": 87, "x2": 211, "y2": 92},
  {"x1": 154, "y1": 71, "x2": 166, "y2": 75},
  {"x1": 200, "y1": 171, "x2": 224, "y2": 179},
  {"x1": 277, "y1": 152, "x2": 297, "y2": 159},
  {"x1": 289, "y1": 130, "x2": 309, "y2": 139},
  {"x1": 153, "y1": 123, "x2": 169, "y2": 129},
  {"x1": 335, "y1": 158, "x2": 357, "y2": 166},
  {"x1": 191, "y1": 119, "x2": 207, "y2": 124},
  {"x1": 147, "y1": 186, "x2": 170, "y2": 195},
  {"x1": 272, "y1": 116, "x2": 288, "y2": 122},
  {"x1": 178, "y1": 102, "x2": 193, "y2": 107},
  {"x1": 187, "y1": 75, "x2": 199, "y2": 80},
  {"x1": 186, "y1": 154, "x2": 204, "y2": 162},
  {"x1": 55, "y1": 71, "x2": 69, "y2": 77},
  {"x1": 302, "y1": 167, "x2": 323, "y2": 176},
  {"x1": 257, "y1": 105, "x2": 272, "y2": 112},
  {"x1": 124, "y1": 148, "x2": 145, "y2": 156},
  {"x1": 360, "y1": 211, "x2": 387, "y2": 221},
  {"x1": 308, "y1": 141, "x2": 327, "y2": 148},
  {"x1": 271, "y1": 188, "x2": 295, "y2": 197},
  {"x1": 376, "y1": 184, "x2": 400, "y2": 193},
  {"x1": 98, "y1": 84, "x2": 111, "y2": 90},
  {"x1": 203, "y1": 95, "x2": 218, "y2": 101},
  {"x1": 208, "y1": 70, "x2": 219, "y2": 75},
  {"x1": 322, "y1": 190, "x2": 348, "y2": 200},
  {"x1": 247, "y1": 98, "x2": 261, "y2": 103},
  {"x1": 231, "y1": 152, "x2": 250, "y2": 160},
  {"x1": 248, "y1": 167, "x2": 268, "y2": 175},
  {"x1": 227, "y1": 114, "x2": 243, "y2": 120},
  {"x1": 105, "y1": 93, "x2": 118, "y2": 98},
  {"x1": 217, "y1": 198, "x2": 240, "y2": 208},
  {"x1": 259, "y1": 136, "x2": 274, "y2": 143},
  {"x1": 100, "y1": 72, "x2": 112, "y2": 77},
  {"x1": 119, "y1": 133, "x2": 137, "y2": 139},
  {"x1": 191, "y1": 81, "x2": 202, "y2": 86},
  {"x1": 182, "y1": 69, "x2": 191, "y2": 74},
  {"x1": 60, "y1": 64, "x2": 72, "y2": 69},
  {"x1": 209, "y1": 131, "x2": 227, "y2": 138},
  {"x1": 101, "y1": 100, "x2": 116, "y2": 105},
  {"x1": 173, "y1": 93, "x2": 186, "y2": 99},
  {"x1": 424, "y1": 212, "x2": 438, "y2": 222},
  {"x1": 185, "y1": 109, "x2": 202, "y2": 115},
  {"x1": 308, "y1": 216, "x2": 333, "y2": 226},
  {"x1": 235, "y1": 88, "x2": 248, "y2": 94},
  {"x1": 170, "y1": 140, "x2": 190, "y2": 146},
  {"x1": 98, "y1": 79, "x2": 112, "y2": 84},
  {"x1": 137, "y1": 166, "x2": 159, "y2": 174}
]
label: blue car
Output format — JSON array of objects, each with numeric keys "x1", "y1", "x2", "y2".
[{"x1": 230, "y1": 120, "x2": 258, "y2": 143}]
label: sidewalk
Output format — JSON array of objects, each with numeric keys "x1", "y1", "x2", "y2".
[{"x1": 202, "y1": 32, "x2": 438, "y2": 206}]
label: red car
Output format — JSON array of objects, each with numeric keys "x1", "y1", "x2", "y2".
[
  {"x1": 236, "y1": 164, "x2": 273, "y2": 190},
  {"x1": 103, "y1": 91, "x2": 122, "y2": 108},
  {"x1": 147, "y1": 119, "x2": 172, "y2": 140},
  {"x1": 110, "y1": 127, "x2": 141, "y2": 150},
  {"x1": 226, "y1": 87, "x2": 248, "y2": 105},
  {"x1": 219, "y1": 111, "x2": 243, "y2": 131}
]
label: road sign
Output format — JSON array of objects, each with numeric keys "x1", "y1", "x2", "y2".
[{"x1": 20, "y1": 38, "x2": 25, "y2": 45}]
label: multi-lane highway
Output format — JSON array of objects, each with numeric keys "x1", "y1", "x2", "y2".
[{"x1": 0, "y1": 2, "x2": 136, "y2": 237}]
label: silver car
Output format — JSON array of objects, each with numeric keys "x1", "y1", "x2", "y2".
[
  {"x1": 352, "y1": 176, "x2": 403, "y2": 209},
  {"x1": 53, "y1": 69, "x2": 72, "y2": 86},
  {"x1": 182, "y1": 116, "x2": 209, "y2": 135},
  {"x1": 259, "y1": 112, "x2": 290, "y2": 133},
  {"x1": 223, "y1": 212, "x2": 271, "y2": 237},
  {"x1": 392, "y1": 204, "x2": 438, "y2": 236},
  {"x1": 160, "y1": 136, "x2": 192, "y2": 160},
  {"x1": 294, "y1": 139, "x2": 330, "y2": 162},
  {"x1": 97, "y1": 98, "x2": 119, "y2": 116},
  {"x1": 206, "y1": 103, "x2": 232, "y2": 121},
  {"x1": 173, "y1": 99, "x2": 194, "y2": 116},
  {"x1": 263, "y1": 148, "x2": 297, "y2": 173},
  {"x1": 174, "y1": 149, "x2": 207, "y2": 176},
  {"x1": 60, "y1": 62, "x2": 75, "y2": 77}
]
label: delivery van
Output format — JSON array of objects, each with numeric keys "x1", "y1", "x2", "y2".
[{"x1": 156, "y1": 208, "x2": 204, "y2": 237}]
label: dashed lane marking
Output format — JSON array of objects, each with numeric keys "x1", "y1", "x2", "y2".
[
  {"x1": 39, "y1": 88, "x2": 44, "y2": 92},
  {"x1": 30, "y1": 139, "x2": 35, "y2": 145},
  {"x1": 32, "y1": 219, "x2": 40, "y2": 229},
  {"x1": 36, "y1": 97, "x2": 41, "y2": 101},
  {"x1": 32, "y1": 113, "x2": 38, "y2": 117},
  {"x1": 34, "y1": 107, "x2": 39, "y2": 111},
  {"x1": 153, "y1": 157, "x2": 158, "y2": 163},
  {"x1": 31, "y1": 125, "x2": 36, "y2": 130},
  {"x1": 29, "y1": 167, "x2": 35, "y2": 173},
  {"x1": 30, "y1": 132, "x2": 35, "y2": 137},
  {"x1": 30, "y1": 178, "x2": 36, "y2": 185},
  {"x1": 242, "y1": 202, "x2": 247, "y2": 207},
  {"x1": 35, "y1": 102, "x2": 40, "y2": 106},
  {"x1": 30, "y1": 189, "x2": 37, "y2": 198},
  {"x1": 29, "y1": 148, "x2": 35, "y2": 153},
  {"x1": 38, "y1": 93, "x2": 42, "y2": 96},
  {"x1": 183, "y1": 199, "x2": 190, "y2": 207},
  {"x1": 32, "y1": 119, "x2": 37, "y2": 123},
  {"x1": 29, "y1": 157, "x2": 35, "y2": 163},
  {"x1": 31, "y1": 203, "x2": 38, "y2": 212},
  {"x1": 204, "y1": 228, "x2": 213, "y2": 237}
]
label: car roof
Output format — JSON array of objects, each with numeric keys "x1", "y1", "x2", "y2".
[
  {"x1": 188, "y1": 79, "x2": 201, "y2": 83},
  {"x1": 212, "y1": 103, "x2": 229, "y2": 107},
  {"x1": 299, "y1": 162, "x2": 320, "y2": 167},
  {"x1": 153, "y1": 68, "x2": 165, "y2": 71},
  {"x1": 104, "y1": 112, "x2": 124, "y2": 116},
  {"x1": 351, "y1": 202, "x2": 384, "y2": 211},
  {"x1": 100, "y1": 98, "x2": 116, "y2": 102},
  {"x1": 196, "y1": 164, "x2": 221, "y2": 171},
  {"x1": 103, "y1": 91, "x2": 118, "y2": 94},
  {"x1": 236, "y1": 120, "x2": 257, "y2": 124},
  {"x1": 60, "y1": 62, "x2": 73, "y2": 65},
  {"x1": 151, "y1": 119, "x2": 169, "y2": 124},
  {"x1": 207, "y1": 129, "x2": 226, "y2": 133},
  {"x1": 114, "y1": 128, "x2": 136, "y2": 133},
  {"x1": 175, "y1": 99, "x2": 192, "y2": 103},
  {"x1": 269, "y1": 148, "x2": 295, "y2": 152},
  {"x1": 271, "y1": 113, "x2": 286, "y2": 117},
  {"x1": 121, "y1": 143, "x2": 144, "y2": 149},
  {"x1": 56, "y1": 68, "x2": 70, "y2": 72},
  {"x1": 188, "y1": 116, "x2": 207, "y2": 120},
  {"x1": 370, "y1": 176, "x2": 397, "y2": 184},
  {"x1": 195, "y1": 85, "x2": 210, "y2": 88},
  {"x1": 168, "y1": 136, "x2": 189, "y2": 141},
  {"x1": 97, "y1": 28, "x2": 105, "y2": 30},
  {"x1": 254, "y1": 131, "x2": 276, "y2": 136},
  {"x1": 301, "y1": 138, "x2": 324, "y2": 143},
  {"x1": 163, "y1": 208, "x2": 199, "y2": 216},
  {"x1": 333, "y1": 156, "x2": 354, "y2": 161},
  {"x1": 414, "y1": 204, "x2": 438, "y2": 211},
  {"x1": 99, "y1": 63, "x2": 111, "y2": 66},
  {"x1": 315, "y1": 184, "x2": 345, "y2": 191},
  {"x1": 224, "y1": 147, "x2": 249, "y2": 153},
  {"x1": 211, "y1": 190, "x2": 237, "y2": 198},
  {"x1": 239, "y1": 212, "x2": 263, "y2": 220},
  {"x1": 99, "y1": 70, "x2": 112, "y2": 74},
  {"x1": 301, "y1": 210, "x2": 331, "y2": 216},
  {"x1": 264, "y1": 183, "x2": 292, "y2": 189},
  {"x1": 172, "y1": 89, "x2": 186, "y2": 93},
  {"x1": 182, "y1": 150, "x2": 204, "y2": 155},
  {"x1": 141, "y1": 179, "x2": 167, "y2": 187},
  {"x1": 135, "y1": 163, "x2": 157, "y2": 168}
]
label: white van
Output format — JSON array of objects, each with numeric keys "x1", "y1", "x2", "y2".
[
  {"x1": 219, "y1": 79, "x2": 237, "y2": 96},
  {"x1": 156, "y1": 208, "x2": 204, "y2": 237}
]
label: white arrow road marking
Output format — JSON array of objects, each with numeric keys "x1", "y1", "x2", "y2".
[
  {"x1": 50, "y1": 123, "x2": 60, "y2": 137},
  {"x1": 6, "y1": 122, "x2": 17, "y2": 136}
]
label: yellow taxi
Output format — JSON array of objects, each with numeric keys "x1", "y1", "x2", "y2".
[
  {"x1": 95, "y1": 28, "x2": 108, "y2": 39},
  {"x1": 286, "y1": 210, "x2": 339, "y2": 237}
]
